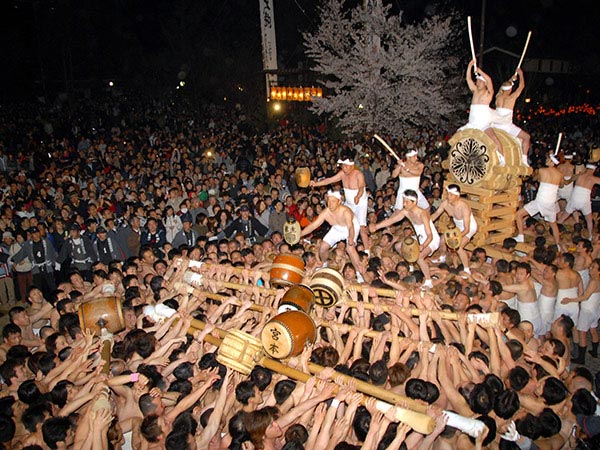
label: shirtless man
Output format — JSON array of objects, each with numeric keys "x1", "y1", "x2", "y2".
[
  {"x1": 310, "y1": 148, "x2": 370, "y2": 249},
  {"x1": 493, "y1": 68, "x2": 530, "y2": 165},
  {"x1": 530, "y1": 263, "x2": 558, "y2": 336},
  {"x1": 300, "y1": 190, "x2": 364, "y2": 278},
  {"x1": 561, "y1": 259, "x2": 600, "y2": 364},
  {"x1": 459, "y1": 60, "x2": 504, "y2": 161},
  {"x1": 370, "y1": 189, "x2": 440, "y2": 288},
  {"x1": 554, "y1": 253, "x2": 583, "y2": 324},
  {"x1": 557, "y1": 154, "x2": 576, "y2": 206},
  {"x1": 515, "y1": 154, "x2": 563, "y2": 246},
  {"x1": 502, "y1": 262, "x2": 542, "y2": 336},
  {"x1": 430, "y1": 184, "x2": 478, "y2": 273},
  {"x1": 573, "y1": 239, "x2": 593, "y2": 289},
  {"x1": 558, "y1": 164, "x2": 600, "y2": 238},
  {"x1": 391, "y1": 150, "x2": 429, "y2": 211}
]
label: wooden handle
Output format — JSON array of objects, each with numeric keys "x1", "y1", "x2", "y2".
[{"x1": 100, "y1": 340, "x2": 111, "y2": 374}]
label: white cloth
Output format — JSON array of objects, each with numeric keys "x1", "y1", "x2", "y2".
[
  {"x1": 395, "y1": 176, "x2": 429, "y2": 210},
  {"x1": 577, "y1": 292, "x2": 600, "y2": 332},
  {"x1": 524, "y1": 182, "x2": 559, "y2": 222},
  {"x1": 566, "y1": 186, "x2": 592, "y2": 216},
  {"x1": 459, "y1": 104, "x2": 493, "y2": 131},
  {"x1": 517, "y1": 300, "x2": 543, "y2": 337},
  {"x1": 579, "y1": 269, "x2": 591, "y2": 290},
  {"x1": 501, "y1": 296, "x2": 518, "y2": 310},
  {"x1": 343, "y1": 188, "x2": 368, "y2": 226},
  {"x1": 534, "y1": 281, "x2": 543, "y2": 299},
  {"x1": 453, "y1": 214, "x2": 478, "y2": 240},
  {"x1": 323, "y1": 217, "x2": 361, "y2": 247},
  {"x1": 493, "y1": 107, "x2": 523, "y2": 138},
  {"x1": 538, "y1": 294, "x2": 556, "y2": 336},
  {"x1": 558, "y1": 182, "x2": 574, "y2": 201},
  {"x1": 122, "y1": 430, "x2": 133, "y2": 450},
  {"x1": 412, "y1": 220, "x2": 440, "y2": 255},
  {"x1": 554, "y1": 287, "x2": 580, "y2": 323}
]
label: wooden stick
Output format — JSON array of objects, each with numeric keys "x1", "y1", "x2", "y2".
[
  {"x1": 515, "y1": 31, "x2": 532, "y2": 75},
  {"x1": 174, "y1": 282, "x2": 269, "y2": 313},
  {"x1": 373, "y1": 134, "x2": 401, "y2": 162},
  {"x1": 467, "y1": 16, "x2": 477, "y2": 71},
  {"x1": 554, "y1": 132, "x2": 563, "y2": 156}
]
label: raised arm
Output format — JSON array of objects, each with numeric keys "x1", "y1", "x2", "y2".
[
  {"x1": 310, "y1": 171, "x2": 343, "y2": 188},
  {"x1": 466, "y1": 60, "x2": 476, "y2": 92},
  {"x1": 300, "y1": 211, "x2": 326, "y2": 237},
  {"x1": 430, "y1": 201, "x2": 448, "y2": 223}
]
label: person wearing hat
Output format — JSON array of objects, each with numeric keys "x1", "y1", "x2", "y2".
[
  {"x1": 172, "y1": 213, "x2": 198, "y2": 249},
  {"x1": 222, "y1": 205, "x2": 268, "y2": 245},
  {"x1": 493, "y1": 68, "x2": 531, "y2": 165},
  {"x1": 430, "y1": 184, "x2": 478, "y2": 273},
  {"x1": 391, "y1": 149, "x2": 429, "y2": 211},
  {"x1": 309, "y1": 148, "x2": 370, "y2": 249},
  {"x1": 57, "y1": 224, "x2": 98, "y2": 281},
  {"x1": 10, "y1": 226, "x2": 58, "y2": 295},
  {"x1": 370, "y1": 189, "x2": 440, "y2": 288},
  {"x1": 558, "y1": 164, "x2": 600, "y2": 239},
  {"x1": 515, "y1": 154, "x2": 564, "y2": 246},
  {"x1": 94, "y1": 227, "x2": 125, "y2": 265},
  {"x1": 300, "y1": 190, "x2": 364, "y2": 279}
]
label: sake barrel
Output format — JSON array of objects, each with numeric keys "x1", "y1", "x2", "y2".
[
  {"x1": 278, "y1": 284, "x2": 315, "y2": 313},
  {"x1": 401, "y1": 237, "x2": 420, "y2": 263},
  {"x1": 444, "y1": 221, "x2": 462, "y2": 250},
  {"x1": 270, "y1": 254, "x2": 305, "y2": 286},
  {"x1": 217, "y1": 330, "x2": 263, "y2": 375},
  {"x1": 78, "y1": 297, "x2": 125, "y2": 336},
  {"x1": 447, "y1": 128, "x2": 532, "y2": 190},
  {"x1": 261, "y1": 310, "x2": 317, "y2": 359},
  {"x1": 283, "y1": 220, "x2": 301, "y2": 245},
  {"x1": 309, "y1": 268, "x2": 345, "y2": 308},
  {"x1": 295, "y1": 167, "x2": 311, "y2": 188}
]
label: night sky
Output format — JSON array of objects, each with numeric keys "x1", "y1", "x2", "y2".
[{"x1": 0, "y1": 0, "x2": 598, "y2": 103}]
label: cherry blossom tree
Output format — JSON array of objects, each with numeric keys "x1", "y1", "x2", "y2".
[{"x1": 304, "y1": 0, "x2": 462, "y2": 136}]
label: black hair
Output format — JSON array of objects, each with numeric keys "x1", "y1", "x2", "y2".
[
  {"x1": 274, "y1": 379, "x2": 297, "y2": 405},
  {"x1": 369, "y1": 360, "x2": 389, "y2": 386},
  {"x1": 494, "y1": 389, "x2": 520, "y2": 419},
  {"x1": 42, "y1": 416, "x2": 72, "y2": 450},
  {"x1": 541, "y1": 377, "x2": 568, "y2": 406},
  {"x1": 250, "y1": 365, "x2": 273, "y2": 391},
  {"x1": 235, "y1": 381, "x2": 257, "y2": 406},
  {"x1": 571, "y1": 389, "x2": 597, "y2": 416},
  {"x1": 351, "y1": 406, "x2": 371, "y2": 442},
  {"x1": 538, "y1": 408, "x2": 562, "y2": 438},
  {"x1": 468, "y1": 383, "x2": 493, "y2": 415},
  {"x1": 173, "y1": 362, "x2": 194, "y2": 381}
]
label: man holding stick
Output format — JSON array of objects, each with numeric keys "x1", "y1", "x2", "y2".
[
  {"x1": 493, "y1": 68, "x2": 531, "y2": 165},
  {"x1": 460, "y1": 60, "x2": 505, "y2": 163},
  {"x1": 392, "y1": 150, "x2": 429, "y2": 211},
  {"x1": 558, "y1": 163, "x2": 600, "y2": 239},
  {"x1": 310, "y1": 148, "x2": 370, "y2": 249},
  {"x1": 300, "y1": 190, "x2": 365, "y2": 278},
  {"x1": 370, "y1": 189, "x2": 440, "y2": 288}
]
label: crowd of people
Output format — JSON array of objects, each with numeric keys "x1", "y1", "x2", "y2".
[{"x1": 0, "y1": 84, "x2": 599, "y2": 450}]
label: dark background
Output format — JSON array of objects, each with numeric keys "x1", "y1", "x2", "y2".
[{"x1": 1, "y1": 0, "x2": 598, "y2": 106}]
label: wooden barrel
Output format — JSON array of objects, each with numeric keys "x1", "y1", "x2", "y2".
[
  {"x1": 590, "y1": 147, "x2": 600, "y2": 163},
  {"x1": 309, "y1": 268, "x2": 345, "y2": 308},
  {"x1": 283, "y1": 220, "x2": 301, "y2": 245},
  {"x1": 217, "y1": 330, "x2": 263, "y2": 375},
  {"x1": 78, "y1": 297, "x2": 125, "y2": 336},
  {"x1": 295, "y1": 167, "x2": 311, "y2": 188},
  {"x1": 270, "y1": 254, "x2": 305, "y2": 286},
  {"x1": 444, "y1": 221, "x2": 462, "y2": 250},
  {"x1": 447, "y1": 128, "x2": 532, "y2": 190},
  {"x1": 278, "y1": 284, "x2": 315, "y2": 313},
  {"x1": 261, "y1": 310, "x2": 317, "y2": 359},
  {"x1": 401, "y1": 237, "x2": 420, "y2": 263}
]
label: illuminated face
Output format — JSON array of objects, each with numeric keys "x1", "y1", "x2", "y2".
[
  {"x1": 340, "y1": 163, "x2": 353, "y2": 174},
  {"x1": 327, "y1": 196, "x2": 341, "y2": 210},
  {"x1": 403, "y1": 198, "x2": 416, "y2": 211},
  {"x1": 515, "y1": 267, "x2": 529, "y2": 283},
  {"x1": 447, "y1": 192, "x2": 460, "y2": 204}
]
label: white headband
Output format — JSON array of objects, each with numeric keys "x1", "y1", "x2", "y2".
[
  {"x1": 327, "y1": 190, "x2": 342, "y2": 200},
  {"x1": 446, "y1": 186, "x2": 461, "y2": 195},
  {"x1": 405, "y1": 150, "x2": 418, "y2": 157},
  {"x1": 402, "y1": 193, "x2": 418, "y2": 202},
  {"x1": 337, "y1": 159, "x2": 354, "y2": 165},
  {"x1": 564, "y1": 154, "x2": 573, "y2": 160},
  {"x1": 549, "y1": 155, "x2": 559, "y2": 165},
  {"x1": 586, "y1": 164, "x2": 596, "y2": 170},
  {"x1": 500, "y1": 85, "x2": 513, "y2": 91},
  {"x1": 476, "y1": 74, "x2": 486, "y2": 82}
]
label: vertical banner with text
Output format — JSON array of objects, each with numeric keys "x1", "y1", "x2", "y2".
[{"x1": 259, "y1": 0, "x2": 278, "y2": 98}]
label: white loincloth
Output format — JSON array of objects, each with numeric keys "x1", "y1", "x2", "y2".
[
  {"x1": 453, "y1": 214, "x2": 478, "y2": 240},
  {"x1": 395, "y1": 176, "x2": 429, "y2": 210},
  {"x1": 323, "y1": 217, "x2": 361, "y2": 247},
  {"x1": 343, "y1": 188, "x2": 368, "y2": 226},
  {"x1": 493, "y1": 107, "x2": 523, "y2": 138},
  {"x1": 558, "y1": 181, "x2": 574, "y2": 201},
  {"x1": 566, "y1": 186, "x2": 592, "y2": 216},
  {"x1": 578, "y1": 269, "x2": 590, "y2": 290},
  {"x1": 122, "y1": 430, "x2": 133, "y2": 450},
  {"x1": 412, "y1": 220, "x2": 440, "y2": 255},
  {"x1": 524, "y1": 182, "x2": 559, "y2": 222},
  {"x1": 538, "y1": 294, "x2": 556, "y2": 335},
  {"x1": 577, "y1": 292, "x2": 600, "y2": 332},
  {"x1": 517, "y1": 300, "x2": 543, "y2": 337},
  {"x1": 459, "y1": 104, "x2": 493, "y2": 131},
  {"x1": 554, "y1": 287, "x2": 580, "y2": 323},
  {"x1": 534, "y1": 281, "x2": 543, "y2": 299},
  {"x1": 501, "y1": 296, "x2": 518, "y2": 310}
]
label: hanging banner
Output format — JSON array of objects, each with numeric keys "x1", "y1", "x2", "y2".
[{"x1": 259, "y1": 0, "x2": 278, "y2": 97}]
